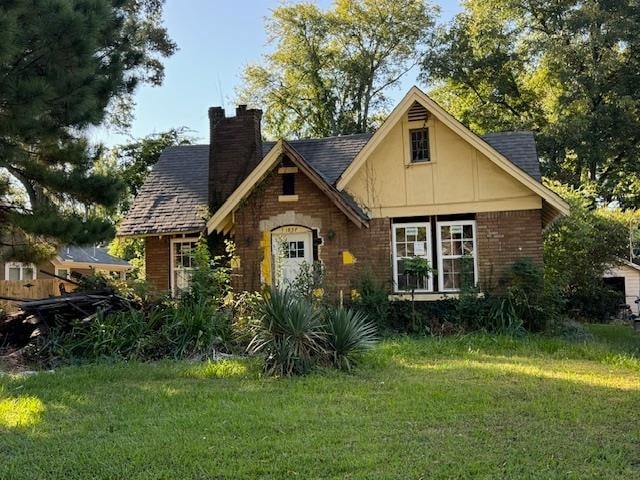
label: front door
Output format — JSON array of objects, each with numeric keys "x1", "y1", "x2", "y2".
[{"x1": 271, "y1": 227, "x2": 313, "y2": 287}]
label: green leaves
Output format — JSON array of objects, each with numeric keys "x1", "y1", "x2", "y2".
[
  {"x1": 239, "y1": 0, "x2": 436, "y2": 139},
  {"x1": 248, "y1": 288, "x2": 378, "y2": 375},
  {"x1": 422, "y1": 0, "x2": 640, "y2": 207},
  {"x1": 0, "y1": 0, "x2": 175, "y2": 257}
]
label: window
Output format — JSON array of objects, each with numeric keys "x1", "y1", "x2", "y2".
[
  {"x1": 5, "y1": 262, "x2": 37, "y2": 281},
  {"x1": 392, "y1": 223, "x2": 433, "y2": 292},
  {"x1": 55, "y1": 268, "x2": 70, "y2": 279},
  {"x1": 410, "y1": 128, "x2": 430, "y2": 162},
  {"x1": 285, "y1": 241, "x2": 305, "y2": 258},
  {"x1": 171, "y1": 239, "x2": 199, "y2": 295},
  {"x1": 437, "y1": 221, "x2": 477, "y2": 291},
  {"x1": 282, "y1": 173, "x2": 295, "y2": 195}
]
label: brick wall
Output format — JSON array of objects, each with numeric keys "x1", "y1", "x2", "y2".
[
  {"x1": 145, "y1": 236, "x2": 170, "y2": 291},
  {"x1": 232, "y1": 165, "x2": 391, "y2": 298},
  {"x1": 476, "y1": 209, "x2": 543, "y2": 289},
  {"x1": 208, "y1": 106, "x2": 262, "y2": 209}
]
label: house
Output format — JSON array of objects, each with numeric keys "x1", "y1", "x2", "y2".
[
  {"x1": 1, "y1": 245, "x2": 132, "y2": 282},
  {"x1": 118, "y1": 86, "x2": 569, "y2": 299},
  {"x1": 603, "y1": 259, "x2": 640, "y2": 315}
]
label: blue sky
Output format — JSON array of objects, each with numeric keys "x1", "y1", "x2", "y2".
[{"x1": 91, "y1": 0, "x2": 462, "y2": 147}]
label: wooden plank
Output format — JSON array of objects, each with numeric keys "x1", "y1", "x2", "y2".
[{"x1": 0, "y1": 279, "x2": 78, "y2": 313}]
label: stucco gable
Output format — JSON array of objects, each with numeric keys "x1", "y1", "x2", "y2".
[{"x1": 337, "y1": 86, "x2": 569, "y2": 224}]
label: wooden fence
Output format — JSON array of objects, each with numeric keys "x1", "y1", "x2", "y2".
[{"x1": 0, "y1": 279, "x2": 77, "y2": 313}]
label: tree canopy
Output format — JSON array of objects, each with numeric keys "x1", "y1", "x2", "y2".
[
  {"x1": 239, "y1": 0, "x2": 437, "y2": 139},
  {"x1": 421, "y1": 0, "x2": 640, "y2": 207},
  {"x1": 0, "y1": 0, "x2": 175, "y2": 261}
]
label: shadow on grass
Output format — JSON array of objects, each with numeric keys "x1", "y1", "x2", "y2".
[{"x1": 1, "y1": 339, "x2": 639, "y2": 479}]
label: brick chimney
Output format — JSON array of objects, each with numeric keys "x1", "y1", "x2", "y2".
[{"x1": 208, "y1": 105, "x2": 263, "y2": 209}]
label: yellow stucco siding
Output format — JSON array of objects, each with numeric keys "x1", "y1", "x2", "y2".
[{"x1": 345, "y1": 115, "x2": 542, "y2": 217}]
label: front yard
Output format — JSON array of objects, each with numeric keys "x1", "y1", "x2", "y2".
[{"x1": 1, "y1": 325, "x2": 639, "y2": 479}]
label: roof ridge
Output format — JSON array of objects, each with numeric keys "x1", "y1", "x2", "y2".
[{"x1": 482, "y1": 130, "x2": 534, "y2": 136}]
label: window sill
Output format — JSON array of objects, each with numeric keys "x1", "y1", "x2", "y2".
[
  {"x1": 389, "y1": 292, "x2": 483, "y2": 301},
  {"x1": 405, "y1": 160, "x2": 434, "y2": 166},
  {"x1": 278, "y1": 195, "x2": 299, "y2": 202}
]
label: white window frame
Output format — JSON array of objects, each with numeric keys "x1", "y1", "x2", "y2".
[
  {"x1": 54, "y1": 267, "x2": 71, "y2": 279},
  {"x1": 436, "y1": 220, "x2": 478, "y2": 292},
  {"x1": 392, "y1": 222, "x2": 433, "y2": 293},
  {"x1": 4, "y1": 262, "x2": 37, "y2": 281},
  {"x1": 170, "y1": 237, "x2": 199, "y2": 295}
]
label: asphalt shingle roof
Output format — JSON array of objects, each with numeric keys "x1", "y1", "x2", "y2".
[
  {"x1": 118, "y1": 145, "x2": 210, "y2": 236},
  {"x1": 58, "y1": 245, "x2": 131, "y2": 267},
  {"x1": 118, "y1": 131, "x2": 542, "y2": 236},
  {"x1": 481, "y1": 131, "x2": 541, "y2": 181}
]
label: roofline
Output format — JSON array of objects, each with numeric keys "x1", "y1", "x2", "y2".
[
  {"x1": 336, "y1": 86, "x2": 570, "y2": 217},
  {"x1": 116, "y1": 228, "x2": 205, "y2": 239},
  {"x1": 51, "y1": 259, "x2": 132, "y2": 271},
  {"x1": 206, "y1": 141, "x2": 369, "y2": 234}
]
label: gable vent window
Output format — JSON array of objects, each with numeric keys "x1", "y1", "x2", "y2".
[
  {"x1": 410, "y1": 128, "x2": 430, "y2": 163},
  {"x1": 407, "y1": 101, "x2": 429, "y2": 122},
  {"x1": 282, "y1": 173, "x2": 295, "y2": 196}
]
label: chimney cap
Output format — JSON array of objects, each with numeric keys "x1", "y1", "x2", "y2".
[{"x1": 208, "y1": 106, "x2": 225, "y2": 120}]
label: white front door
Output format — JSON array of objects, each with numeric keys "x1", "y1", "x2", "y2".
[{"x1": 272, "y1": 228, "x2": 313, "y2": 287}]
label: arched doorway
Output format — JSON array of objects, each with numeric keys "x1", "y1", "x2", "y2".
[{"x1": 271, "y1": 225, "x2": 313, "y2": 286}]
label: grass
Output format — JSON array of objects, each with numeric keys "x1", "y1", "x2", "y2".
[{"x1": 1, "y1": 325, "x2": 639, "y2": 479}]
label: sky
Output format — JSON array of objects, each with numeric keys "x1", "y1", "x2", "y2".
[{"x1": 90, "y1": 0, "x2": 462, "y2": 147}]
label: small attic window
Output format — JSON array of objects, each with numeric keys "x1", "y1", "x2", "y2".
[
  {"x1": 410, "y1": 128, "x2": 430, "y2": 162},
  {"x1": 282, "y1": 173, "x2": 295, "y2": 195}
]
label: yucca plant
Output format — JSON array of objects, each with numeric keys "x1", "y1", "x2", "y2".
[
  {"x1": 323, "y1": 307, "x2": 378, "y2": 371},
  {"x1": 248, "y1": 288, "x2": 325, "y2": 376}
]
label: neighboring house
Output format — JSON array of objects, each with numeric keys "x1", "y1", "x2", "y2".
[
  {"x1": 604, "y1": 259, "x2": 640, "y2": 315},
  {"x1": 119, "y1": 86, "x2": 569, "y2": 298},
  {"x1": 0, "y1": 245, "x2": 131, "y2": 282}
]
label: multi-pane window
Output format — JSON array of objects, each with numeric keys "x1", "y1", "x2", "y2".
[
  {"x1": 5, "y1": 262, "x2": 36, "y2": 281},
  {"x1": 55, "y1": 268, "x2": 70, "y2": 279},
  {"x1": 172, "y1": 239, "x2": 198, "y2": 294},
  {"x1": 285, "y1": 241, "x2": 305, "y2": 258},
  {"x1": 392, "y1": 223, "x2": 432, "y2": 292},
  {"x1": 437, "y1": 221, "x2": 477, "y2": 291},
  {"x1": 410, "y1": 128, "x2": 430, "y2": 162}
]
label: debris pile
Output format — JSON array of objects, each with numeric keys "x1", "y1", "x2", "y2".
[{"x1": 0, "y1": 290, "x2": 135, "y2": 354}]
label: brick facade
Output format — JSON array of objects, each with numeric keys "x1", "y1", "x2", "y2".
[
  {"x1": 145, "y1": 236, "x2": 170, "y2": 291},
  {"x1": 232, "y1": 164, "x2": 391, "y2": 297},
  {"x1": 476, "y1": 209, "x2": 543, "y2": 289},
  {"x1": 208, "y1": 106, "x2": 262, "y2": 209}
]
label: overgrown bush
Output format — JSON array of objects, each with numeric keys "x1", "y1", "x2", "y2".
[
  {"x1": 248, "y1": 288, "x2": 325, "y2": 376},
  {"x1": 248, "y1": 288, "x2": 378, "y2": 376},
  {"x1": 352, "y1": 268, "x2": 391, "y2": 330},
  {"x1": 34, "y1": 238, "x2": 236, "y2": 365},
  {"x1": 289, "y1": 261, "x2": 325, "y2": 302},
  {"x1": 544, "y1": 181, "x2": 629, "y2": 320},
  {"x1": 388, "y1": 300, "x2": 457, "y2": 333},
  {"x1": 323, "y1": 307, "x2": 377, "y2": 371}
]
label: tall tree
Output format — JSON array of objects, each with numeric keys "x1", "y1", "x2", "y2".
[
  {"x1": 239, "y1": 0, "x2": 436, "y2": 139},
  {"x1": 0, "y1": 0, "x2": 175, "y2": 261},
  {"x1": 421, "y1": 0, "x2": 640, "y2": 207}
]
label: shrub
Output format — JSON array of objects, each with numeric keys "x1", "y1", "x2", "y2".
[
  {"x1": 163, "y1": 295, "x2": 232, "y2": 358},
  {"x1": 544, "y1": 181, "x2": 629, "y2": 320},
  {"x1": 289, "y1": 261, "x2": 325, "y2": 302},
  {"x1": 248, "y1": 288, "x2": 325, "y2": 376},
  {"x1": 389, "y1": 299, "x2": 457, "y2": 333},
  {"x1": 352, "y1": 268, "x2": 391, "y2": 330},
  {"x1": 323, "y1": 307, "x2": 377, "y2": 371},
  {"x1": 502, "y1": 258, "x2": 558, "y2": 332}
]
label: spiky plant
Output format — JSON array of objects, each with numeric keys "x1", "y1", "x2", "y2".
[
  {"x1": 248, "y1": 288, "x2": 325, "y2": 376},
  {"x1": 323, "y1": 307, "x2": 378, "y2": 371}
]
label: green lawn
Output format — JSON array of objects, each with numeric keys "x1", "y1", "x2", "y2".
[{"x1": 2, "y1": 326, "x2": 640, "y2": 479}]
